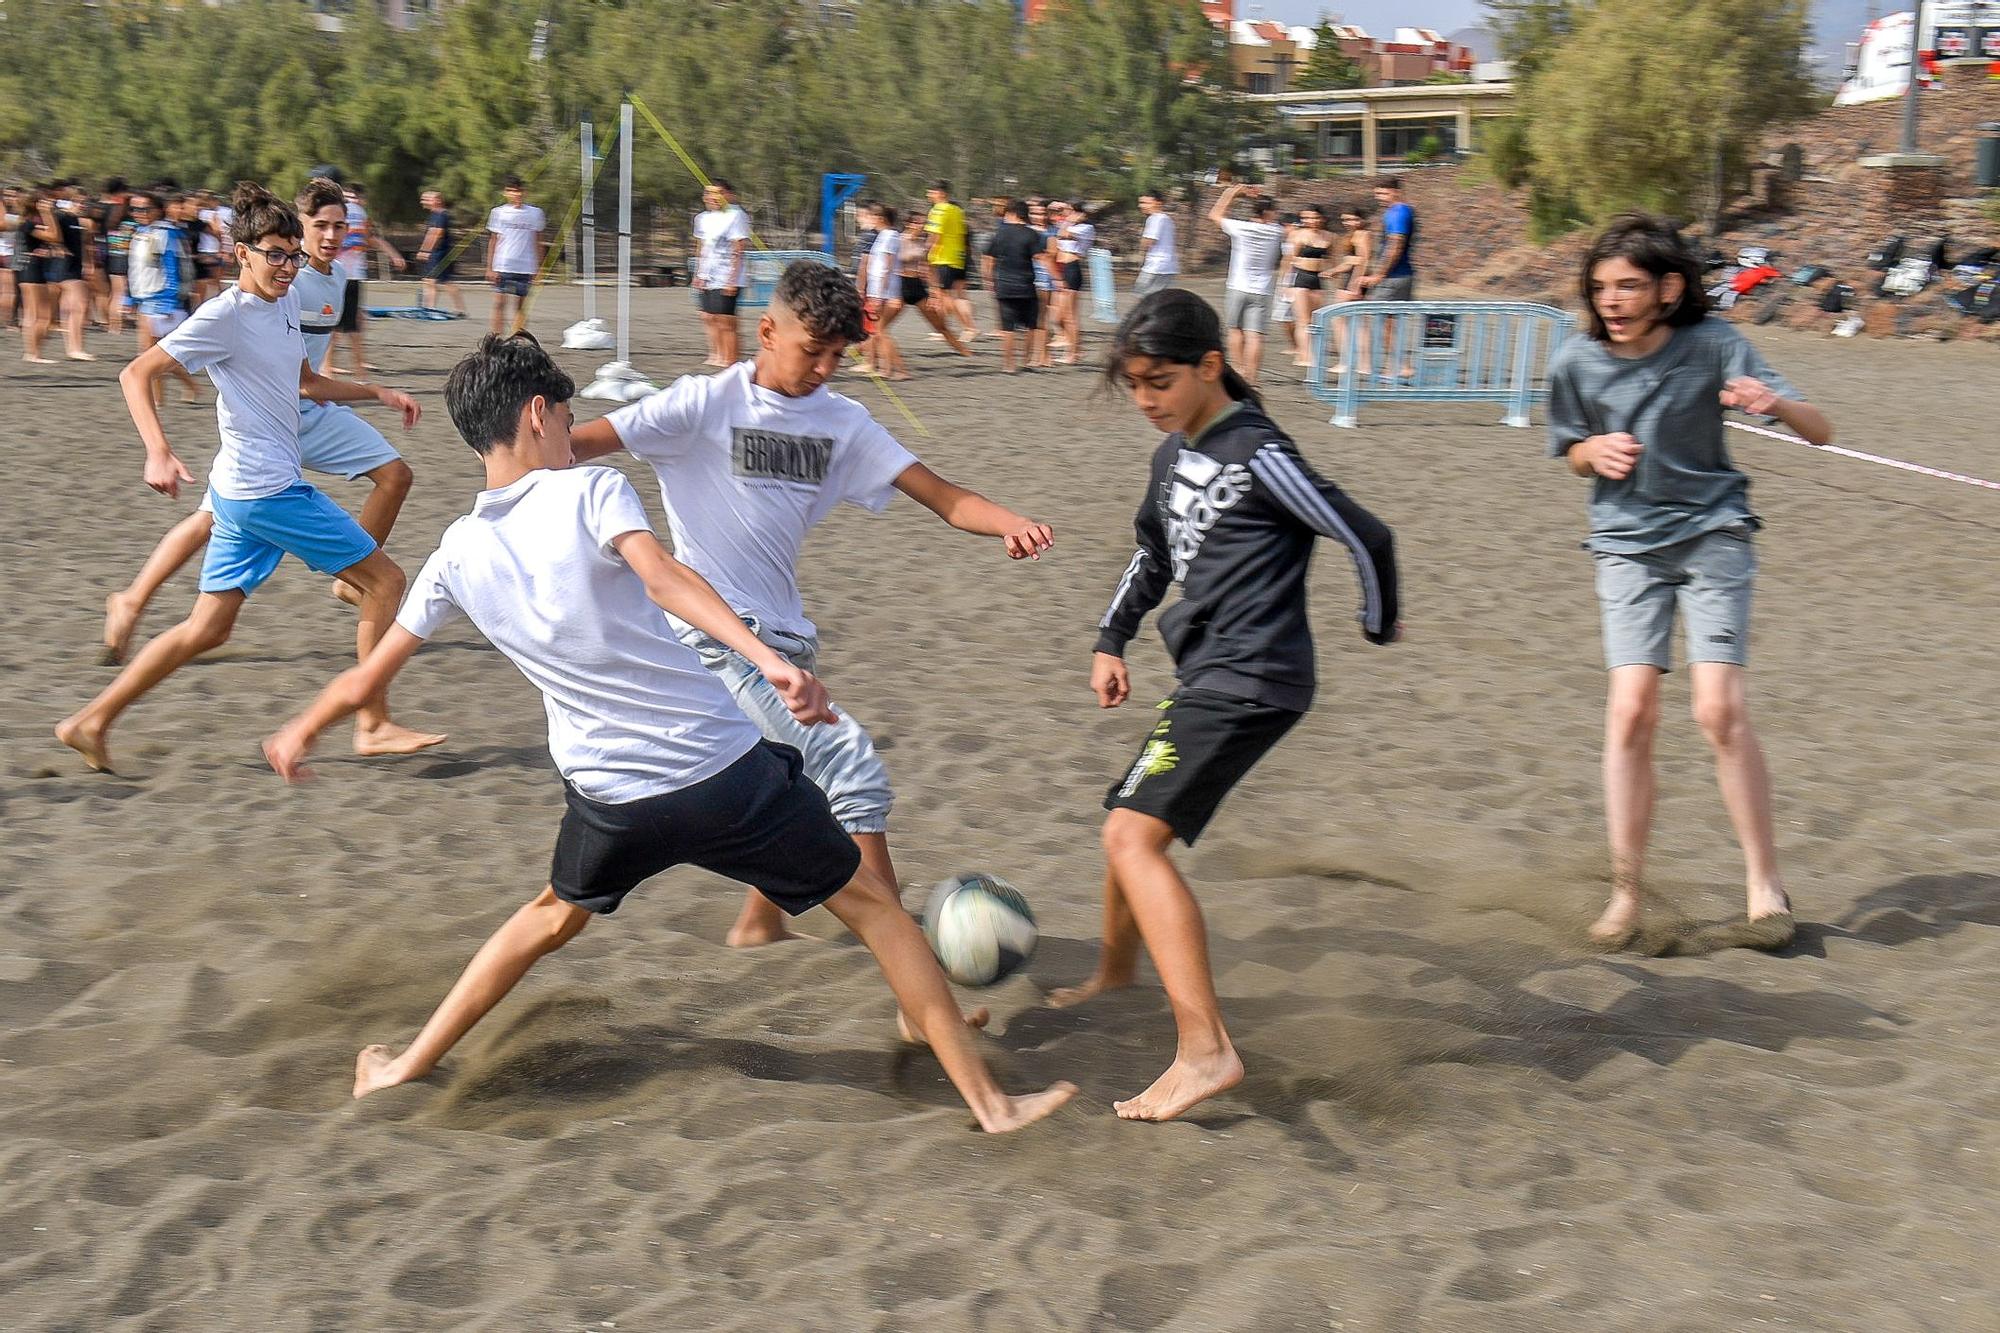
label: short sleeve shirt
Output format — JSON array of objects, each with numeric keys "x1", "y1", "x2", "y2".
[
  {"x1": 1220, "y1": 218, "x2": 1285, "y2": 294},
  {"x1": 605, "y1": 362, "x2": 920, "y2": 640},
  {"x1": 694, "y1": 207, "x2": 751, "y2": 287},
  {"x1": 866, "y1": 229, "x2": 900, "y2": 300},
  {"x1": 1381, "y1": 202, "x2": 1416, "y2": 278},
  {"x1": 925, "y1": 201, "x2": 968, "y2": 269},
  {"x1": 425, "y1": 208, "x2": 454, "y2": 256},
  {"x1": 396, "y1": 467, "x2": 761, "y2": 803},
  {"x1": 984, "y1": 222, "x2": 1044, "y2": 299},
  {"x1": 336, "y1": 201, "x2": 369, "y2": 280},
  {"x1": 1142, "y1": 212, "x2": 1178, "y2": 274},
  {"x1": 486, "y1": 203, "x2": 547, "y2": 276},
  {"x1": 159, "y1": 285, "x2": 306, "y2": 501}
]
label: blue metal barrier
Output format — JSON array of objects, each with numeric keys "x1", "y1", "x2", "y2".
[
  {"x1": 1089, "y1": 249, "x2": 1118, "y2": 324},
  {"x1": 739, "y1": 250, "x2": 841, "y2": 310},
  {"x1": 1306, "y1": 301, "x2": 1576, "y2": 428}
]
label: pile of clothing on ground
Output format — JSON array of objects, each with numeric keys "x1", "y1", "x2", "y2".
[{"x1": 1705, "y1": 235, "x2": 2000, "y2": 334}]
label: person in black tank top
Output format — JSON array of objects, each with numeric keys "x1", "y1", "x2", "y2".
[{"x1": 1285, "y1": 205, "x2": 1335, "y2": 367}]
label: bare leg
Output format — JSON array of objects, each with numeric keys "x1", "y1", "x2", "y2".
[
  {"x1": 728, "y1": 830, "x2": 898, "y2": 948},
  {"x1": 354, "y1": 886, "x2": 591, "y2": 1097},
  {"x1": 57, "y1": 590, "x2": 245, "y2": 772},
  {"x1": 719, "y1": 313, "x2": 740, "y2": 364},
  {"x1": 1292, "y1": 291, "x2": 1318, "y2": 365},
  {"x1": 1226, "y1": 324, "x2": 1244, "y2": 379},
  {"x1": 332, "y1": 460, "x2": 414, "y2": 605},
  {"x1": 61, "y1": 280, "x2": 93, "y2": 358},
  {"x1": 954, "y1": 288, "x2": 979, "y2": 339},
  {"x1": 1596, "y1": 665, "x2": 1662, "y2": 945},
  {"x1": 915, "y1": 298, "x2": 969, "y2": 354},
  {"x1": 334, "y1": 548, "x2": 446, "y2": 756},
  {"x1": 1241, "y1": 330, "x2": 1264, "y2": 386},
  {"x1": 103, "y1": 509, "x2": 215, "y2": 663},
  {"x1": 1097, "y1": 810, "x2": 1242, "y2": 1122},
  {"x1": 1, "y1": 272, "x2": 15, "y2": 333},
  {"x1": 488, "y1": 289, "x2": 507, "y2": 337},
  {"x1": 1048, "y1": 865, "x2": 1141, "y2": 1007},
  {"x1": 1691, "y1": 663, "x2": 1790, "y2": 921},
  {"x1": 23, "y1": 286, "x2": 52, "y2": 362},
  {"x1": 109, "y1": 276, "x2": 127, "y2": 336}
]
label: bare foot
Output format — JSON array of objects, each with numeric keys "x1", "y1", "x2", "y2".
[
  {"x1": 101, "y1": 590, "x2": 143, "y2": 665},
  {"x1": 1048, "y1": 969, "x2": 1133, "y2": 1009},
  {"x1": 67, "y1": 351, "x2": 98, "y2": 362},
  {"x1": 1748, "y1": 886, "x2": 1792, "y2": 921},
  {"x1": 352, "y1": 722, "x2": 448, "y2": 757},
  {"x1": 353, "y1": 1043, "x2": 421, "y2": 1098},
  {"x1": 898, "y1": 1005, "x2": 991, "y2": 1045},
  {"x1": 55, "y1": 714, "x2": 114, "y2": 773},
  {"x1": 23, "y1": 355, "x2": 56, "y2": 364},
  {"x1": 331, "y1": 579, "x2": 362, "y2": 607},
  {"x1": 1113, "y1": 1047, "x2": 1243, "y2": 1122},
  {"x1": 726, "y1": 917, "x2": 799, "y2": 948},
  {"x1": 1588, "y1": 893, "x2": 1642, "y2": 949},
  {"x1": 978, "y1": 1082, "x2": 1079, "y2": 1133}
]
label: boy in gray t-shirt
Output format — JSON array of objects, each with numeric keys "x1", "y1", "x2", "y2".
[{"x1": 1548, "y1": 215, "x2": 1832, "y2": 951}]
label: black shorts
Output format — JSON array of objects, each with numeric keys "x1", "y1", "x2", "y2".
[
  {"x1": 107, "y1": 254, "x2": 128, "y2": 278},
  {"x1": 996, "y1": 294, "x2": 1040, "y2": 332},
  {"x1": 1289, "y1": 271, "x2": 1324, "y2": 291},
  {"x1": 697, "y1": 287, "x2": 739, "y2": 316},
  {"x1": 42, "y1": 256, "x2": 76, "y2": 285},
  {"x1": 551, "y1": 741, "x2": 862, "y2": 916},
  {"x1": 195, "y1": 254, "x2": 221, "y2": 280},
  {"x1": 14, "y1": 256, "x2": 46, "y2": 285},
  {"x1": 1061, "y1": 260, "x2": 1085, "y2": 292},
  {"x1": 899, "y1": 275, "x2": 929, "y2": 306},
  {"x1": 1103, "y1": 689, "x2": 1303, "y2": 845},
  {"x1": 423, "y1": 257, "x2": 456, "y2": 283},
  {"x1": 337, "y1": 279, "x2": 363, "y2": 332},
  {"x1": 932, "y1": 263, "x2": 966, "y2": 290},
  {"x1": 494, "y1": 271, "x2": 533, "y2": 298}
]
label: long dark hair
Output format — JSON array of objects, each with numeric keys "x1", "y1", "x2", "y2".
[
  {"x1": 1580, "y1": 213, "x2": 1709, "y2": 341},
  {"x1": 1101, "y1": 288, "x2": 1260, "y2": 406}
]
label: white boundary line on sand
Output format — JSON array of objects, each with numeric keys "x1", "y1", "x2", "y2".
[{"x1": 1727, "y1": 420, "x2": 2000, "y2": 493}]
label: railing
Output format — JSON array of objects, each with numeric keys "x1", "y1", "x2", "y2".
[
  {"x1": 739, "y1": 250, "x2": 842, "y2": 310},
  {"x1": 1305, "y1": 300, "x2": 1575, "y2": 428}
]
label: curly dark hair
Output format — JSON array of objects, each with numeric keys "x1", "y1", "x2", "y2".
[
  {"x1": 445, "y1": 333, "x2": 576, "y2": 455},
  {"x1": 228, "y1": 181, "x2": 302, "y2": 245},
  {"x1": 773, "y1": 260, "x2": 867, "y2": 343}
]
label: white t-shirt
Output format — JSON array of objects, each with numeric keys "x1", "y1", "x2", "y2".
[
  {"x1": 866, "y1": 229, "x2": 899, "y2": 300},
  {"x1": 196, "y1": 208, "x2": 223, "y2": 256},
  {"x1": 485, "y1": 203, "x2": 546, "y2": 276},
  {"x1": 1141, "y1": 212, "x2": 1178, "y2": 275},
  {"x1": 605, "y1": 362, "x2": 919, "y2": 640},
  {"x1": 1221, "y1": 218, "x2": 1285, "y2": 295},
  {"x1": 1057, "y1": 221, "x2": 1095, "y2": 260},
  {"x1": 695, "y1": 207, "x2": 752, "y2": 287},
  {"x1": 395, "y1": 466, "x2": 762, "y2": 804},
  {"x1": 159, "y1": 285, "x2": 306, "y2": 501},
  {"x1": 337, "y1": 200, "x2": 370, "y2": 281}
]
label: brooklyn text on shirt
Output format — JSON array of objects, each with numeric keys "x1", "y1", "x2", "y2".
[{"x1": 732, "y1": 427, "x2": 835, "y2": 487}]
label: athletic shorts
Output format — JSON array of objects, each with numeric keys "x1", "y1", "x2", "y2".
[
  {"x1": 145, "y1": 310, "x2": 187, "y2": 339},
  {"x1": 932, "y1": 264, "x2": 966, "y2": 290},
  {"x1": 1223, "y1": 288, "x2": 1272, "y2": 334},
  {"x1": 199, "y1": 483, "x2": 379, "y2": 596},
  {"x1": 1134, "y1": 271, "x2": 1175, "y2": 296},
  {"x1": 1374, "y1": 275, "x2": 1416, "y2": 302},
  {"x1": 423, "y1": 257, "x2": 456, "y2": 283},
  {"x1": 697, "y1": 287, "x2": 738, "y2": 317},
  {"x1": 107, "y1": 254, "x2": 128, "y2": 279},
  {"x1": 1289, "y1": 271, "x2": 1324, "y2": 291},
  {"x1": 996, "y1": 295, "x2": 1040, "y2": 333},
  {"x1": 494, "y1": 271, "x2": 533, "y2": 299},
  {"x1": 550, "y1": 740, "x2": 862, "y2": 916},
  {"x1": 1104, "y1": 689, "x2": 1303, "y2": 846},
  {"x1": 1061, "y1": 260, "x2": 1085, "y2": 292},
  {"x1": 199, "y1": 405, "x2": 400, "y2": 518},
  {"x1": 899, "y1": 275, "x2": 929, "y2": 306},
  {"x1": 337, "y1": 279, "x2": 363, "y2": 332},
  {"x1": 681, "y1": 620, "x2": 893, "y2": 834},
  {"x1": 1592, "y1": 524, "x2": 1756, "y2": 672},
  {"x1": 15, "y1": 256, "x2": 46, "y2": 285},
  {"x1": 42, "y1": 257, "x2": 76, "y2": 285},
  {"x1": 195, "y1": 255, "x2": 221, "y2": 281}
]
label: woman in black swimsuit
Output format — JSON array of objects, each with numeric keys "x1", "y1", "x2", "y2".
[{"x1": 1285, "y1": 205, "x2": 1336, "y2": 367}]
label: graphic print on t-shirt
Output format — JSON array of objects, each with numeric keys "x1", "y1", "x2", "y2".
[
  {"x1": 1165, "y1": 449, "x2": 1253, "y2": 581},
  {"x1": 732, "y1": 427, "x2": 834, "y2": 487}
]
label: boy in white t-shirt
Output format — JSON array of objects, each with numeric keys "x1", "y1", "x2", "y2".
[
  {"x1": 263, "y1": 333, "x2": 1075, "y2": 1132},
  {"x1": 1136, "y1": 190, "x2": 1178, "y2": 296},
  {"x1": 692, "y1": 179, "x2": 752, "y2": 367},
  {"x1": 1207, "y1": 183, "x2": 1285, "y2": 386},
  {"x1": 56, "y1": 183, "x2": 443, "y2": 774},
  {"x1": 485, "y1": 174, "x2": 546, "y2": 337},
  {"x1": 571, "y1": 261, "x2": 1054, "y2": 949}
]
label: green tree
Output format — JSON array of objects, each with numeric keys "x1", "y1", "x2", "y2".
[
  {"x1": 1480, "y1": 0, "x2": 1585, "y2": 83},
  {"x1": 1297, "y1": 23, "x2": 1366, "y2": 91}
]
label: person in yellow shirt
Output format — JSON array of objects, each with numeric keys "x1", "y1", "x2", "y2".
[{"x1": 924, "y1": 180, "x2": 978, "y2": 341}]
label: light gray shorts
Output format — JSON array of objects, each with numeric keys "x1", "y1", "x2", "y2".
[
  {"x1": 1134, "y1": 270, "x2": 1176, "y2": 296},
  {"x1": 1223, "y1": 287, "x2": 1272, "y2": 334},
  {"x1": 1593, "y1": 525, "x2": 1756, "y2": 672},
  {"x1": 680, "y1": 618, "x2": 893, "y2": 834},
  {"x1": 1374, "y1": 275, "x2": 1416, "y2": 302}
]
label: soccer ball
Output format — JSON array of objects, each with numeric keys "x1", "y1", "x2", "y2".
[{"x1": 922, "y1": 873, "x2": 1038, "y2": 987}]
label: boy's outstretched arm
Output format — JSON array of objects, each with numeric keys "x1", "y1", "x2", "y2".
[
  {"x1": 1246, "y1": 440, "x2": 1401, "y2": 644},
  {"x1": 568, "y1": 417, "x2": 629, "y2": 463},
  {"x1": 299, "y1": 362, "x2": 421, "y2": 426},
  {"x1": 892, "y1": 462, "x2": 1053, "y2": 560},
  {"x1": 1721, "y1": 377, "x2": 1833, "y2": 446},
  {"x1": 266, "y1": 627, "x2": 426, "y2": 781},
  {"x1": 119, "y1": 344, "x2": 197, "y2": 497},
  {"x1": 611, "y1": 529, "x2": 835, "y2": 726}
]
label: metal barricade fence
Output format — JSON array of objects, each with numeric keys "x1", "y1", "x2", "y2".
[
  {"x1": 1306, "y1": 301, "x2": 1576, "y2": 428},
  {"x1": 739, "y1": 249, "x2": 841, "y2": 310},
  {"x1": 1089, "y1": 249, "x2": 1118, "y2": 324}
]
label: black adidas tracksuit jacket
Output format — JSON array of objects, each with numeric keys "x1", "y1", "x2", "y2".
[{"x1": 1094, "y1": 402, "x2": 1399, "y2": 713}]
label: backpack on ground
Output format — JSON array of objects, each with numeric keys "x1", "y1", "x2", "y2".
[{"x1": 1867, "y1": 235, "x2": 1906, "y2": 269}]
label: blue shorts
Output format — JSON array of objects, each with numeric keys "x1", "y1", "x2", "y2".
[
  {"x1": 201, "y1": 405, "x2": 400, "y2": 515},
  {"x1": 200, "y1": 484, "x2": 379, "y2": 596}
]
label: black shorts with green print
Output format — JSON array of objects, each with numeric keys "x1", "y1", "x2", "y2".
[{"x1": 1103, "y1": 688, "x2": 1303, "y2": 845}]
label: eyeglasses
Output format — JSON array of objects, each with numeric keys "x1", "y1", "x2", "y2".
[{"x1": 246, "y1": 246, "x2": 309, "y2": 267}]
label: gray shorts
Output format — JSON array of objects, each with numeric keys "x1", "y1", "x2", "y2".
[
  {"x1": 680, "y1": 618, "x2": 893, "y2": 834},
  {"x1": 1135, "y1": 270, "x2": 1176, "y2": 296},
  {"x1": 1223, "y1": 287, "x2": 1272, "y2": 334},
  {"x1": 1593, "y1": 525, "x2": 1756, "y2": 672},
  {"x1": 1374, "y1": 275, "x2": 1416, "y2": 302}
]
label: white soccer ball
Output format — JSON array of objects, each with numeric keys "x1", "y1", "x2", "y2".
[{"x1": 922, "y1": 873, "x2": 1039, "y2": 987}]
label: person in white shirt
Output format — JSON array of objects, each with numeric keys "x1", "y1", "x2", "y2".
[
  {"x1": 692, "y1": 178, "x2": 752, "y2": 367},
  {"x1": 100, "y1": 178, "x2": 423, "y2": 663},
  {"x1": 855, "y1": 201, "x2": 911, "y2": 380},
  {"x1": 485, "y1": 174, "x2": 546, "y2": 338},
  {"x1": 329, "y1": 181, "x2": 405, "y2": 381},
  {"x1": 57, "y1": 182, "x2": 443, "y2": 776},
  {"x1": 570, "y1": 261, "x2": 1054, "y2": 951},
  {"x1": 262, "y1": 331, "x2": 1076, "y2": 1133},
  {"x1": 1135, "y1": 189, "x2": 1178, "y2": 297},
  {"x1": 1207, "y1": 183, "x2": 1285, "y2": 387}
]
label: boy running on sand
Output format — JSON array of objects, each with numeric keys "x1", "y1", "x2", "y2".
[
  {"x1": 1056, "y1": 289, "x2": 1400, "y2": 1122},
  {"x1": 568, "y1": 261, "x2": 1052, "y2": 948},
  {"x1": 263, "y1": 333, "x2": 1075, "y2": 1132},
  {"x1": 1549, "y1": 215, "x2": 1831, "y2": 949},
  {"x1": 56, "y1": 183, "x2": 442, "y2": 773}
]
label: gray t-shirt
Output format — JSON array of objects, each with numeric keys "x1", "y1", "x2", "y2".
[{"x1": 1547, "y1": 318, "x2": 1798, "y2": 554}]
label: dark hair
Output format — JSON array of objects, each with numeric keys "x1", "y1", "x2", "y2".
[
  {"x1": 127, "y1": 191, "x2": 156, "y2": 211},
  {"x1": 1340, "y1": 198, "x2": 1375, "y2": 221},
  {"x1": 1101, "y1": 288, "x2": 1260, "y2": 406},
  {"x1": 228, "y1": 181, "x2": 302, "y2": 245},
  {"x1": 1579, "y1": 213, "x2": 1710, "y2": 341},
  {"x1": 932, "y1": 179, "x2": 951, "y2": 194},
  {"x1": 1070, "y1": 198, "x2": 1088, "y2": 213},
  {"x1": 105, "y1": 177, "x2": 127, "y2": 195},
  {"x1": 772, "y1": 260, "x2": 866, "y2": 343},
  {"x1": 877, "y1": 203, "x2": 899, "y2": 229},
  {"x1": 1003, "y1": 198, "x2": 1028, "y2": 222},
  {"x1": 1139, "y1": 189, "x2": 1163, "y2": 204},
  {"x1": 163, "y1": 190, "x2": 186, "y2": 208},
  {"x1": 444, "y1": 333, "x2": 576, "y2": 455},
  {"x1": 502, "y1": 174, "x2": 524, "y2": 190},
  {"x1": 1373, "y1": 175, "x2": 1402, "y2": 192},
  {"x1": 710, "y1": 177, "x2": 733, "y2": 194},
  {"x1": 296, "y1": 176, "x2": 345, "y2": 217},
  {"x1": 1250, "y1": 197, "x2": 1277, "y2": 219}
]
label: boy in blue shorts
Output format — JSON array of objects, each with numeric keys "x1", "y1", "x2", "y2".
[
  {"x1": 57, "y1": 182, "x2": 444, "y2": 773},
  {"x1": 262, "y1": 333, "x2": 1075, "y2": 1132},
  {"x1": 101, "y1": 178, "x2": 419, "y2": 662}
]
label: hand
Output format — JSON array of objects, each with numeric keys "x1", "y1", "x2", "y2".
[
  {"x1": 391, "y1": 254, "x2": 407, "y2": 273},
  {"x1": 416, "y1": 250, "x2": 431, "y2": 264},
  {"x1": 1002, "y1": 520, "x2": 1054, "y2": 561},
  {"x1": 145, "y1": 450, "x2": 195, "y2": 498},
  {"x1": 1357, "y1": 274, "x2": 1380, "y2": 289},
  {"x1": 1091, "y1": 652, "x2": 1131, "y2": 709},
  {"x1": 1720, "y1": 376, "x2": 1779, "y2": 416},
  {"x1": 763, "y1": 660, "x2": 838, "y2": 726},
  {"x1": 1581, "y1": 432, "x2": 1643, "y2": 480},
  {"x1": 722, "y1": 286, "x2": 738, "y2": 297},
  {"x1": 375, "y1": 386, "x2": 421, "y2": 429},
  {"x1": 263, "y1": 725, "x2": 317, "y2": 784},
  {"x1": 485, "y1": 270, "x2": 498, "y2": 286}
]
